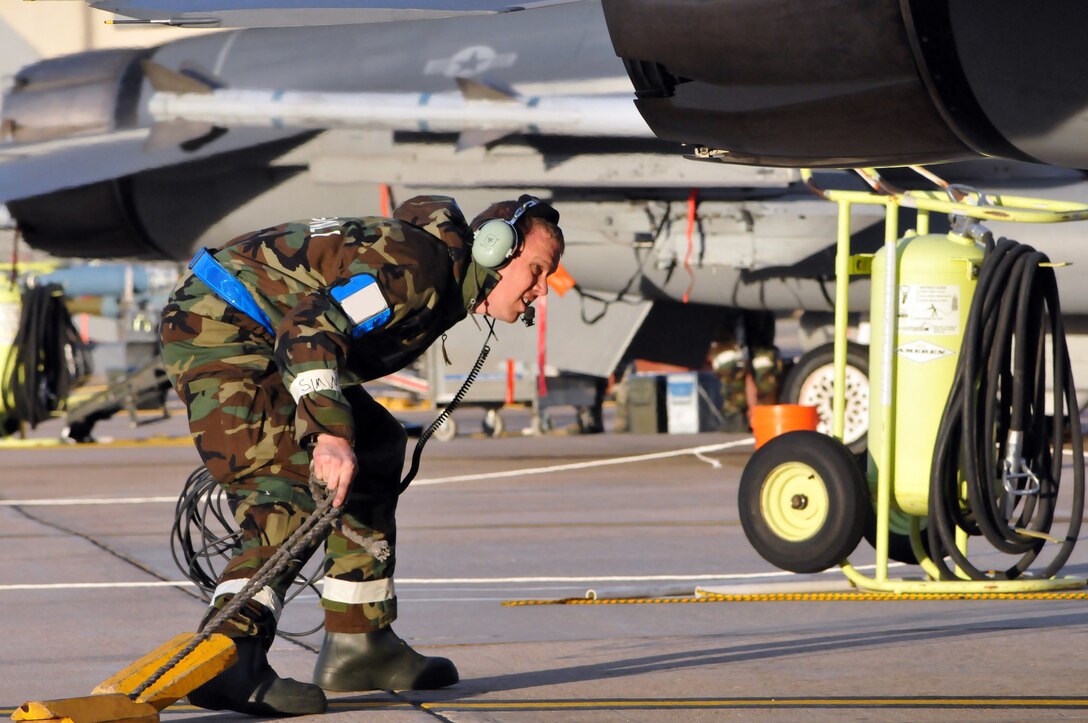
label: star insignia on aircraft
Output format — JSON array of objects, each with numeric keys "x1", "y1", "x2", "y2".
[{"x1": 424, "y1": 45, "x2": 517, "y2": 78}]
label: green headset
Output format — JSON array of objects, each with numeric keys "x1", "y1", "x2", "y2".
[{"x1": 471, "y1": 195, "x2": 559, "y2": 269}]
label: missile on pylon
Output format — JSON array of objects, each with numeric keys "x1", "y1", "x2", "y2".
[{"x1": 143, "y1": 62, "x2": 653, "y2": 150}]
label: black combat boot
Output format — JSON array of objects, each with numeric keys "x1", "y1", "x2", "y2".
[
  {"x1": 313, "y1": 627, "x2": 459, "y2": 692},
  {"x1": 187, "y1": 636, "x2": 327, "y2": 717}
]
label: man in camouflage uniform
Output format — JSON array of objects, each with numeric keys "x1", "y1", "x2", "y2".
[
  {"x1": 160, "y1": 195, "x2": 564, "y2": 716},
  {"x1": 709, "y1": 311, "x2": 781, "y2": 431}
]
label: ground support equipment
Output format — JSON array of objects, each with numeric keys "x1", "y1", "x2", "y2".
[{"x1": 740, "y1": 167, "x2": 1088, "y2": 594}]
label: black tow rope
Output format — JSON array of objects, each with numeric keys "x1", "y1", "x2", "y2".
[
  {"x1": 172, "y1": 320, "x2": 498, "y2": 613},
  {"x1": 136, "y1": 481, "x2": 340, "y2": 699},
  {"x1": 928, "y1": 237, "x2": 1084, "y2": 580}
]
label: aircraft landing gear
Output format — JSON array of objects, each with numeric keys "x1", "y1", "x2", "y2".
[{"x1": 781, "y1": 341, "x2": 869, "y2": 454}]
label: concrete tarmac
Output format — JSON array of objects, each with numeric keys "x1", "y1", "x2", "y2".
[{"x1": 3, "y1": 406, "x2": 1088, "y2": 722}]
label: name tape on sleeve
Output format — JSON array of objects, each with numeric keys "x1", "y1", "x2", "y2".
[{"x1": 289, "y1": 369, "x2": 341, "y2": 403}]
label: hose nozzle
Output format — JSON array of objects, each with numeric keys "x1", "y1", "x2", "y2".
[{"x1": 1002, "y1": 430, "x2": 1042, "y2": 517}]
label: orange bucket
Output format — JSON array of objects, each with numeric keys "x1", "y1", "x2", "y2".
[{"x1": 750, "y1": 404, "x2": 820, "y2": 449}]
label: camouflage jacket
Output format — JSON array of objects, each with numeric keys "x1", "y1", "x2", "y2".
[{"x1": 199, "y1": 195, "x2": 498, "y2": 446}]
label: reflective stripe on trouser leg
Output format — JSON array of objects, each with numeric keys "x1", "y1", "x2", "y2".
[
  {"x1": 322, "y1": 577, "x2": 395, "y2": 603},
  {"x1": 321, "y1": 510, "x2": 398, "y2": 633},
  {"x1": 209, "y1": 578, "x2": 284, "y2": 621},
  {"x1": 321, "y1": 576, "x2": 397, "y2": 633}
]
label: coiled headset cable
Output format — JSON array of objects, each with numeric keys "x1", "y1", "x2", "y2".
[{"x1": 398, "y1": 316, "x2": 496, "y2": 493}]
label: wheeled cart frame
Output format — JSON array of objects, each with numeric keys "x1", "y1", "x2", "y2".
[{"x1": 740, "y1": 167, "x2": 1088, "y2": 594}]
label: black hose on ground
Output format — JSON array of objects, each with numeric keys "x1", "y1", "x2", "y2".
[{"x1": 927, "y1": 238, "x2": 1084, "y2": 580}]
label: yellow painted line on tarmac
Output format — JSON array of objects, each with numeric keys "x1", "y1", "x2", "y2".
[
  {"x1": 0, "y1": 700, "x2": 419, "y2": 717},
  {"x1": 504, "y1": 591, "x2": 1088, "y2": 605},
  {"x1": 6, "y1": 696, "x2": 1088, "y2": 717},
  {"x1": 325, "y1": 700, "x2": 416, "y2": 711},
  {"x1": 375, "y1": 396, "x2": 429, "y2": 411},
  {"x1": 417, "y1": 697, "x2": 1088, "y2": 711},
  {"x1": 0, "y1": 701, "x2": 416, "y2": 717}
]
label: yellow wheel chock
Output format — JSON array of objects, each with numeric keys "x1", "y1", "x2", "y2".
[
  {"x1": 11, "y1": 633, "x2": 236, "y2": 723},
  {"x1": 13, "y1": 480, "x2": 341, "y2": 723}
]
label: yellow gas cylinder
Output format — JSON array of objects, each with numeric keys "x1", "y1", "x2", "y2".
[
  {"x1": 0, "y1": 278, "x2": 20, "y2": 429},
  {"x1": 868, "y1": 232, "x2": 983, "y2": 516}
]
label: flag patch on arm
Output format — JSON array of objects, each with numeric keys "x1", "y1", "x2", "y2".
[{"x1": 329, "y1": 274, "x2": 392, "y2": 337}]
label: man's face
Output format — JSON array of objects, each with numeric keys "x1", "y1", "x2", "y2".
[{"x1": 476, "y1": 226, "x2": 562, "y2": 323}]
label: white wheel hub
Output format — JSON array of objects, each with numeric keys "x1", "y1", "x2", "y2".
[{"x1": 797, "y1": 362, "x2": 869, "y2": 446}]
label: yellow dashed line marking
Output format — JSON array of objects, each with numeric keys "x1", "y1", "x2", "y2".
[
  {"x1": 503, "y1": 591, "x2": 1088, "y2": 605},
  {"x1": 7, "y1": 697, "x2": 1088, "y2": 717},
  {"x1": 416, "y1": 697, "x2": 1088, "y2": 710}
]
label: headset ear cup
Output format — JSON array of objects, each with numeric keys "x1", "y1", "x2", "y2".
[{"x1": 472, "y1": 219, "x2": 519, "y2": 268}]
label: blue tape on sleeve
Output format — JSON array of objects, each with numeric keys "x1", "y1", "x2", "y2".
[{"x1": 188, "y1": 249, "x2": 275, "y2": 335}]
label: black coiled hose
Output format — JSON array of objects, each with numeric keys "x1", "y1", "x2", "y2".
[
  {"x1": 2, "y1": 282, "x2": 93, "y2": 431},
  {"x1": 170, "y1": 465, "x2": 325, "y2": 637},
  {"x1": 927, "y1": 238, "x2": 1084, "y2": 580},
  {"x1": 170, "y1": 466, "x2": 240, "y2": 593}
]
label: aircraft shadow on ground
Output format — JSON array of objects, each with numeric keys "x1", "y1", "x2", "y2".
[
  {"x1": 408, "y1": 608, "x2": 1088, "y2": 701},
  {"x1": 158, "y1": 608, "x2": 1088, "y2": 719}
]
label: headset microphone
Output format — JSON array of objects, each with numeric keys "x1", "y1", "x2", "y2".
[{"x1": 522, "y1": 305, "x2": 536, "y2": 327}]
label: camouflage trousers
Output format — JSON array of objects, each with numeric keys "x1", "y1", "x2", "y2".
[
  {"x1": 160, "y1": 279, "x2": 403, "y2": 638},
  {"x1": 714, "y1": 346, "x2": 782, "y2": 432}
]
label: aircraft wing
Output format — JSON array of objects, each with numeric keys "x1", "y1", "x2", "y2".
[
  {"x1": 0, "y1": 126, "x2": 305, "y2": 206},
  {"x1": 89, "y1": 0, "x2": 582, "y2": 27},
  {"x1": 2, "y1": 0, "x2": 714, "y2": 260},
  {"x1": 0, "y1": 1, "x2": 650, "y2": 206}
]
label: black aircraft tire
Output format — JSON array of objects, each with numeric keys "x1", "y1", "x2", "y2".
[
  {"x1": 739, "y1": 430, "x2": 868, "y2": 574},
  {"x1": 781, "y1": 342, "x2": 870, "y2": 454}
]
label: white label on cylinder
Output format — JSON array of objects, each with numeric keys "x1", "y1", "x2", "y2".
[{"x1": 897, "y1": 284, "x2": 961, "y2": 336}]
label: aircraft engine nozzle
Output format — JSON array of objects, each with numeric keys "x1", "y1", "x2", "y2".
[
  {"x1": 602, "y1": 0, "x2": 1088, "y2": 169},
  {"x1": 2, "y1": 48, "x2": 150, "y2": 144}
]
